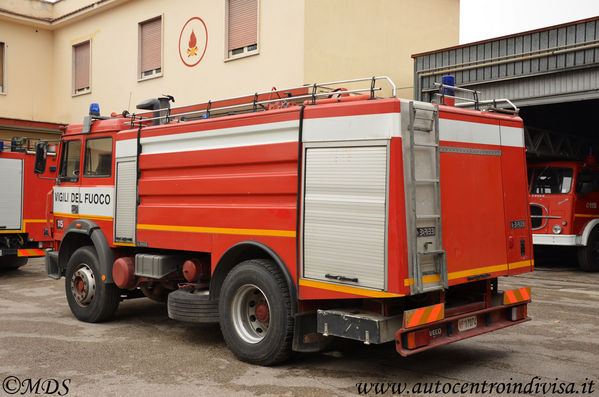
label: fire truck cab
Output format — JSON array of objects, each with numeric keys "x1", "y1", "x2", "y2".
[
  {"x1": 36, "y1": 77, "x2": 533, "y2": 365},
  {"x1": 528, "y1": 158, "x2": 599, "y2": 271}
]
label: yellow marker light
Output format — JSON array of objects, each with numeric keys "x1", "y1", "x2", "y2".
[{"x1": 101, "y1": 275, "x2": 106, "y2": 281}]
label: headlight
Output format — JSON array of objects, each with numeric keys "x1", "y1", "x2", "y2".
[{"x1": 553, "y1": 224, "x2": 562, "y2": 234}]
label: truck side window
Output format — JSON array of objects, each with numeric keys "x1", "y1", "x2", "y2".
[
  {"x1": 59, "y1": 140, "x2": 82, "y2": 182},
  {"x1": 576, "y1": 171, "x2": 599, "y2": 194},
  {"x1": 83, "y1": 137, "x2": 113, "y2": 177}
]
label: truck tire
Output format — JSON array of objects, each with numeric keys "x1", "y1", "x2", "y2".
[
  {"x1": 219, "y1": 259, "x2": 293, "y2": 366},
  {"x1": 578, "y1": 228, "x2": 599, "y2": 272},
  {"x1": 0, "y1": 255, "x2": 28, "y2": 270},
  {"x1": 167, "y1": 289, "x2": 219, "y2": 323},
  {"x1": 64, "y1": 246, "x2": 120, "y2": 322}
]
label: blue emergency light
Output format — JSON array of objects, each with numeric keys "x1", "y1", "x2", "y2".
[
  {"x1": 441, "y1": 75, "x2": 455, "y2": 96},
  {"x1": 89, "y1": 103, "x2": 100, "y2": 116}
]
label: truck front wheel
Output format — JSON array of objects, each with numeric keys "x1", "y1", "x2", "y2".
[
  {"x1": 578, "y1": 228, "x2": 599, "y2": 272},
  {"x1": 219, "y1": 259, "x2": 293, "y2": 365},
  {"x1": 65, "y1": 246, "x2": 121, "y2": 322}
]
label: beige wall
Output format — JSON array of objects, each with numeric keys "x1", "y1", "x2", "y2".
[
  {"x1": 51, "y1": 0, "x2": 305, "y2": 123},
  {"x1": 0, "y1": 19, "x2": 54, "y2": 121},
  {"x1": 304, "y1": 0, "x2": 459, "y2": 99},
  {"x1": 0, "y1": 0, "x2": 459, "y2": 124}
]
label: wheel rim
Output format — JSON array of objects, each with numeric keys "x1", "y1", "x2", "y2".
[
  {"x1": 231, "y1": 284, "x2": 270, "y2": 344},
  {"x1": 70, "y1": 263, "x2": 96, "y2": 307}
]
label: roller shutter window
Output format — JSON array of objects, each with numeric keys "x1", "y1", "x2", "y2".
[
  {"x1": 140, "y1": 17, "x2": 162, "y2": 78},
  {"x1": 228, "y1": 0, "x2": 258, "y2": 56},
  {"x1": 0, "y1": 42, "x2": 4, "y2": 92},
  {"x1": 73, "y1": 41, "x2": 90, "y2": 94}
]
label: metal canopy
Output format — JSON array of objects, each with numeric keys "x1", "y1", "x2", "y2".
[{"x1": 413, "y1": 17, "x2": 599, "y2": 107}]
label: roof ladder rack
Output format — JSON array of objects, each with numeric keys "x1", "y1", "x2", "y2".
[
  {"x1": 432, "y1": 82, "x2": 519, "y2": 115},
  {"x1": 129, "y1": 76, "x2": 397, "y2": 127}
]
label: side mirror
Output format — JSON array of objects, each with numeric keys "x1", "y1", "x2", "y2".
[{"x1": 34, "y1": 142, "x2": 47, "y2": 174}]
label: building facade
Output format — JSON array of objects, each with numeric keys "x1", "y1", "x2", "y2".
[{"x1": 0, "y1": 0, "x2": 459, "y2": 126}]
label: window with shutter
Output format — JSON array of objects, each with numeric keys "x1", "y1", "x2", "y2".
[
  {"x1": 139, "y1": 17, "x2": 162, "y2": 79},
  {"x1": 227, "y1": 0, "x2": 258, "y2": 59},
  {"x1": 0, "y1": 42, "x2": 4, "y2": 92},
  {"x1": 73, "y1": 41, "x2": 90, "y2": 95}
]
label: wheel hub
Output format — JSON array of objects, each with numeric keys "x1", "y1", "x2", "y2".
[
  {"x1": 231, "y1": 284, "x2": 271, "y2": 344},
  {"x1": 70, "y1": 264, "x2": 96, "y2": 307},
  {"x1": 254, "y1": 301, "x2": 269, "y2": 323}
]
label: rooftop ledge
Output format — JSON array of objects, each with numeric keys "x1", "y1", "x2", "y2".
[{"x1": 0, "y1": 0, "x2": 130, "y2": 28}]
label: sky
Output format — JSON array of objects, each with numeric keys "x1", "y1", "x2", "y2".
[{"x1": 460, "y1": 0, "x2": 599, "y2": 44}]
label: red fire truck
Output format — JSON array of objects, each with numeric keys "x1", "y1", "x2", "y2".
[
  {"x1": 0, "y1": 137, "x2": 57, "y2": 269},
  {"x1": 35, "y1": 77, "x2": 533, "y2": 365},
  {"x1": 528, "y1": 157, "x2": 599, "y2": 272}
]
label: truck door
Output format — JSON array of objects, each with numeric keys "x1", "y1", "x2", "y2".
[
  {"x1": 53, "y1": 139, "x2": 82, "y2": 238},
  {"x1": 80, "y1": 136, "x2": 115, "y2": 235},
  {"x1": 438, "y1": 113, "x2": 508, "y2": 286}
]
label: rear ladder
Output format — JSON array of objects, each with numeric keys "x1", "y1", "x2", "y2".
[{"x1": 407, "y1": 101, "x2": 447, "y2": 294}]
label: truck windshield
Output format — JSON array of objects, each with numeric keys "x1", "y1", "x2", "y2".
[{"x1": 529, "y1": 167, "x2": 574, "y2": 194}]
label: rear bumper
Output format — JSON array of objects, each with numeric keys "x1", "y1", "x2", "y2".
[
  {"x1": 395, "y1": 303, "x2": 530, "y2": 356},
  {"x1": 1, "y1": 243, "x2": 51, "y2": 258}
]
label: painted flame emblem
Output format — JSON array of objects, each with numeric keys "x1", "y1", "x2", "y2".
[{"x1": 187, "y1": 30, "x2": 198, "y2": 57}]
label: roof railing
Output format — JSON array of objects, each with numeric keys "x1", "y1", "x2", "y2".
[
  {"x1": 128, "y1": 76, "x2": 397, "y2": 127},
  {"x1": 432, "y1": 82, "x2": 519, "y2": 115}
]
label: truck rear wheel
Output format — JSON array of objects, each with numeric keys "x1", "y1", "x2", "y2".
[
  {"x1": 578, "y1": 228, "x2": 599, "y2": 272},
  {"x1": 0, "y1": 255, "x2": 28, "y2": 270},
  {"x1": 65, "y1": 246, "x2": 121, "y2": 322},
  {"x1": 219, "y1": 259, "x2": 293, "y2": 365}
]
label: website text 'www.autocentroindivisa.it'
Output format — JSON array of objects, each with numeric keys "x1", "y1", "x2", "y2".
[{"x1": 355, "y1": 376, "x2": 596, "y2": 395}]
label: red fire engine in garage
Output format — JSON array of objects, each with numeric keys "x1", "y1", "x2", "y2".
[
  {"x1": 35, "y1": 77, "x2": 533, "y2": 365},
  {"x1": 0, "y1": 138, "x2": 57, "y2": 269},
  {"x1": 528, "y1": 158, "x2": 599, "y2": 272}
]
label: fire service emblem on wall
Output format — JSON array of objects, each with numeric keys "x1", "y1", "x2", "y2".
[{"x1": 179, "y1": 17, "x2": 208, "y2": 67}]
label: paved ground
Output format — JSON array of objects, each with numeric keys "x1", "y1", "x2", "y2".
[{"x1": 0, "y1": 256, "x2": 598, "y2": 396}]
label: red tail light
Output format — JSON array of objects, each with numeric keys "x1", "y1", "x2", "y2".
[{"x1": 405, "y1": 329, "x2": 430, "y2": 349}]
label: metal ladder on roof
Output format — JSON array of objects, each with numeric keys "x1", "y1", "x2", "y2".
[{"x1": 407, "y1": 101, "x2": 448, "y2": 294}]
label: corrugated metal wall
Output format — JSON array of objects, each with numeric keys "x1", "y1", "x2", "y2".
[{"x1": 413, "y1": 17, "x2": 599, "y2": 106}]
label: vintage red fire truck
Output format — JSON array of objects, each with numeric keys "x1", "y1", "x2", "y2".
[
  {"x1": 35, "y1": 77, "x2": 533, "y2": 365},
  {"x1": 528, "y1": 158, "x2": 599, "y2": 272},
  {"x1": 0, "y1": 137, "x2": 57, "y2": 269}
]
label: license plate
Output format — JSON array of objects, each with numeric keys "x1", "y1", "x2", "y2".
[{"x1": 458, "y1": 316, "x2": 477, "y2": 332}]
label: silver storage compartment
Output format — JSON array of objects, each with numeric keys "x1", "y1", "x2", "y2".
[
  {"x1": 114, "y1": 159, "x2": 137, "y2": 243},
  {"x1": 303, "y1": 145, "x2": 388, "y2": 290},
  {"x1": 135, "y1": 253, "x2": 181, "y2": 278}
]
